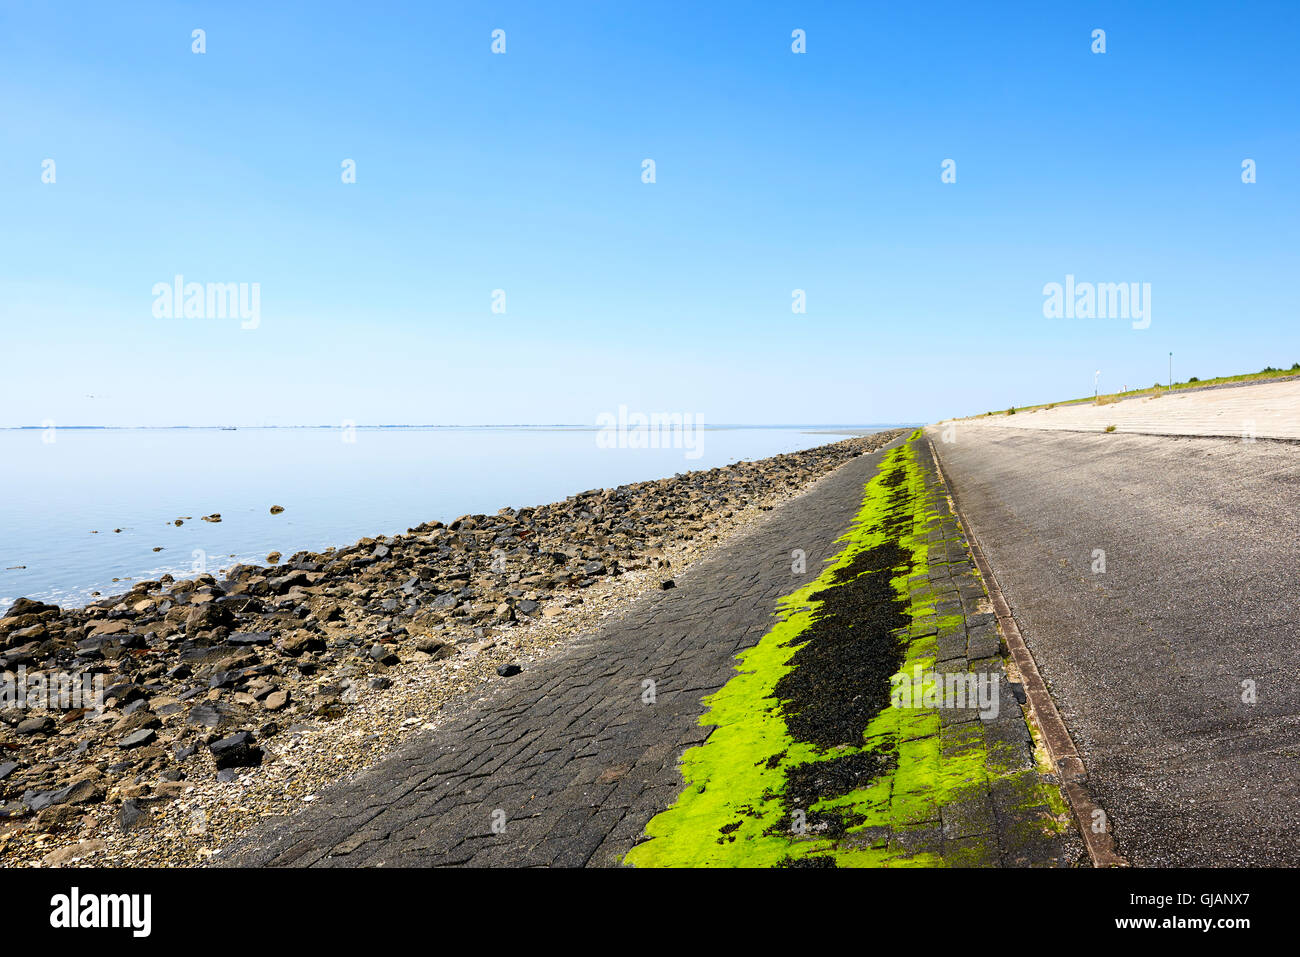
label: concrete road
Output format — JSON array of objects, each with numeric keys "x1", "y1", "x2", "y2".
[{"x1": 930, "y1": 426, "x2": 1300, "y2": 866}]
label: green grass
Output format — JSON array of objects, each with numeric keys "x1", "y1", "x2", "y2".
[{"x1": 968, "y1": 363, "x2": 1300, "y2": 420}]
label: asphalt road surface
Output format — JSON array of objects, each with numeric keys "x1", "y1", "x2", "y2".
[{"x1": 930, "y1": 426, "x2": 1300, "y2": 866}]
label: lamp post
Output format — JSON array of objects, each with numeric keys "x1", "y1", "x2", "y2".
[
  {"x1": 1094, "y1": 370, "x2": 1101, "y2": 399},
  {"x1": 1169, "y1": 352, "x2": 1173, "y2": 391}
]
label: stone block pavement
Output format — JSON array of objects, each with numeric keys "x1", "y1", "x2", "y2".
[{"x1": 220, "y1": 433, "x2": 1080, "y2": 867}]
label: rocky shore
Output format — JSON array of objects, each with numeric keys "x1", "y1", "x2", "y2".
[{"x1": 0, "y1": 429, "x2": 905, "y2": 866}]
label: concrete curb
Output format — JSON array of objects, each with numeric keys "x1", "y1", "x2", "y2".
[{"x1": 926, "y1": 435, "x2": 1127, "y2": 868}]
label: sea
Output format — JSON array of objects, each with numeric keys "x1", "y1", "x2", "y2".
[{"x1": 0, "y1": 424, "x2": 912, "y2": 611}]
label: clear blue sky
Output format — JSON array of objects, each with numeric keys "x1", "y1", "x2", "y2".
[{"x1": 2, "y1": 1, "x2": 1296, "y2": 426}]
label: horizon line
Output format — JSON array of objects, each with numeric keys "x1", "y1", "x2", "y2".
[{"x1": 1, "y1": 422, "x2": 923, "y2": 431}]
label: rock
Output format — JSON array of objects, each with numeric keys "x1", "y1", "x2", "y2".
[
  {"x1": 516, "y1": 599, "x2": 540, "y2": 617},
  {"x1": 660, "y1": 579, "x2": 676, "y2": 590},
  {"x1": 42, "y1": 838, "x2": 106, "y2": 867},
  {"x1": 277, "y1": 632, "x2": 324, "y2": 656},
  {"x1": 3, "y1": 597, "x2": 58, "y2": 619},
  {"x1": 266, "y1": 552, "x2": 282, "y2": 564},
  {"x1": 119, "y1": 728, "x2": 157, "y2": 749},
  {"x1": 0, "y1": 761, "x2": 17, "y2": 781},
  {"x1": 368, "y1": 644, "x2": 399, "y2": 666},
  {"x1": 185, "y1": 603, "x2": 233, "y2": 633},
  {"x1": 110, "y1": 710, "x2": 161, "y2": 736},
  {"x1": 24, "y1": 776, "x2": 103, "y2": 812},
  {"x1": 262, "y1": 690, "x2": 290, "y2": 712},
  {"x1": 209, "y1": 731, "x2": 263, "y2": 769},
  {"x1": 227, "y1": 630, "x2": 273, "y2": 646},
  {"x1": 16, "y1": 716, "x2": 53, "y2": 735},
  {"x1": 267, "y1": 570, "x2": 310, "y2": 594},
  {"x1": 497, "y1": 663, "x2": 522, "y2": 677},
  {"x1": 269, "y1": 505, "x2": 285, "y2": 514},
  {"x1": 201, "y1": 513, "x2": 222, "y2": 523},
  {"x1": 186, "y1": 703, "x2": 225, "y2": 728},
  {"x1": 118, "y1": 798, "x2": 149, "y2": 832},
  {"x1": 414, "y1": 637, "x2": 453, "y2": 660}
]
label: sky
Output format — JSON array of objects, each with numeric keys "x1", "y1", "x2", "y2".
[{"x1": 1, "y1": 1, "x2": 1297, "y2": 427}]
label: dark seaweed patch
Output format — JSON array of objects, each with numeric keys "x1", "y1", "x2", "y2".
[
  {"x1": 772, "y1": 533, "x2": 910, "y2": 750},
  {"x1": 783, "y1": 749, "x2": 896, "y2": 809},
  {"x1": 772, "y1": 458, "x2": 913, "y2": 752}
]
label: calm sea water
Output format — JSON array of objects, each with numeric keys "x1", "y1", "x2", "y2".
[{"x1": 0, "y1": 425, "x2": 908, "y2": 610}]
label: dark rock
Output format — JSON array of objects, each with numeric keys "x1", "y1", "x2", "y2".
[
  {"x1": 118, "y1": 798, "x2": 148, "y2": 832},
  {"x1": 118, "y1": 728, "x2": 157, "y2": 749},
  {"x1": 496, "y1": 663, "x2": 522, "y2": 677},
  {"x1": 16, "y1": 716, "x2": 53, "y2": 735},
  {"x1": 660, "y1": 579, "x2": 676, "y2": 590},
  {"x1": 3, "y1": 597, "x2": 59, "y2": 619},
  {"x1": 267, "y1": 570, "x2": 309, "y2": 594},
  {"x1": 25, "y1": 778, "x2": 102, "y2": 811},
  {"x1": 227, "y1": 630, "x2": 273, "y2": 646},
  {"x1": 104, "y1": 681, "x2": 146, "y2": 706},
  {"x1": 209, "y1": 731, "x2": 263, "y2": 769}
]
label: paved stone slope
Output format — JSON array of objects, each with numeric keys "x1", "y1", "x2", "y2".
[{"x1": 223, "y1": 433, "x2": 1080, "y2": 867}]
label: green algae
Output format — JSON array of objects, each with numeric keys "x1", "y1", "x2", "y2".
[{"x1": 624, "y1": 434, "x2": 1065, "y2": 867}]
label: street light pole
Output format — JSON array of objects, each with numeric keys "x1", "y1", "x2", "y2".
[
  {"x1": 1169, "y1": 352, "x2": 1173, "y2": 391},
  {"x1": 1094, "y1": 370, "x2": 1101, "y2": 399}
]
